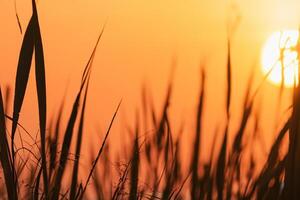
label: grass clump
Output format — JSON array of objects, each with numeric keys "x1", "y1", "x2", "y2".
[{"x1": 1, "y1": 0, "x2": 300, "y2": 199}]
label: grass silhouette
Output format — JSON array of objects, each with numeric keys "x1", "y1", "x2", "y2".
[{"x1": 0, "y1": 0, "x2": 299, "y2": 199}]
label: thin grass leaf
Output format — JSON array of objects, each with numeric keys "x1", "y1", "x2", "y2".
[
  {"x1": 14, "y1": 0, "x2": 22, "y2": 34},
  {"x1": 16, "y1": 159, "x2": 28, "y2": 178},
  {"x1": 112, "y1": 158, "x2": 131, "y2": 200},
  {"x1": 129, "y1": 114, "x2": 140, "y2": 200},
  {"x1": 0, "y1": 88, "x2": 17, "y2": 200},
  {"x1": 155, "y1": 63, "x2": 175, "y2": 151},
  {"x1": 51, "y1": 27, "x2": 104, "y2": 200},
  {"x1": 156, "y1": 82, "x2": 172, "y2": 150},
  {"x1": 81, "y1": 24, "x2": 106, "y2": 84},
  {"x1": 93, "y1": 166, "x2": 105, "y2": 200},
  {"x1": 49, "y1": 101, "x2": 64, "y2": 180},
  {"x1": 51, "y1": 69, "x2": 87, "y2": 200},
  {"x1": 226, "y1": 39, "x2": 231, "y2": 118},
  {"x1": 173, "y1": 171, "x2": 191, "y2": 200},
  {"x1": 190, "y1": 68, "x2": 205, "y2": 199},
  {"x1": 4, "y1": 86, "x2": 11, "y2": 117},
  {"x1": 231, "y1": 86, "x2": 253, "y2": 155},
  {"x1": 80, "y1": 100, "x2": 122, "y2": 200},
  {"x1": 69, "y1": 76, "x2": 90, "y2": 200},
  {"x1": 216, "y1": 128, "x2": 227, "y2": 200},
  {"x1": 225, "y1": 79, "x2": 254, "y2": 198},
  {"x1": 246, "y1": 119, "x2": 290, "y2": 198},
  {"x1": 267, "y1": 119, "x2": 290, "y2": 168},
  {"x1": 33, "y1": 165, "x2": 42, "y2": 200}
]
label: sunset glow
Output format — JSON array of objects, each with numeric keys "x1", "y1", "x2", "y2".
[
  {"x1": 2, "y1": 0, "x2": 300, "y2": 198},
  {"x1": 261, "y1": 30, "x2": 299, "y2": 87}
]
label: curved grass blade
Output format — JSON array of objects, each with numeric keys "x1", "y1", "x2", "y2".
[
  {"x1": 31, "y1": 0, "x2": 49, "y2": 195},
  {"x1": 174, "y1": 171, "x2": 191, "y2": 200},
  {"x1": 81, "y1": 24, "x2": 106, "y2": 84},
  {"x1": 52, "y1": 28, "x2": 104, "y2": 199},
  {"x1": 79, "y1": 100, "x2": 122, "y2": 200},
  {"x1": 246, "y1": 119, "x2": 290, "y2": 197},
  {"x1": 69, "y1": 77, "x2": 90, "y2": 200},
  {"x1": 11, "y1": 14, "x2": 35, "y2": 192},
  {"x1": 12, "y1": 16, "x2": 34, "y2": 144},
  {"x1": 12, "y1": 16, "x2": 35, "y2": 143},
  {"x1": 51, "y1": 67, "x2": 88, "y2": 200},
  {"x1": 49, "y1": 100, "x2": 64, "y2": 180},
  {"x1": 14, "y1": 0, "x2": 22, "y2": 34}
]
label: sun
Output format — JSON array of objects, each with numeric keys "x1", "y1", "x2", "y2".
[{"x1": 261, "y1": 30, "x2": 300, "y2": 87}]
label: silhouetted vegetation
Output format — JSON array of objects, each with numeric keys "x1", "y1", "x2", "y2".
[{"x1": 0, "y1": 0, "x2": 299, "y2": 199}]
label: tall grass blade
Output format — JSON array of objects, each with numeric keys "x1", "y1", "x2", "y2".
[
  {"x1": 216, "y1": 128, "x2": 227, "y2": 200},
  {"x1": 93, "y1": 166, "x2": 105, "y2": 199},
  {"x1": 226, "y1": 40, "x2": 231, "y2": 118},
  {"x1": 11, "y1": 15, "x2": 35, "y2": 188},
  {"x1": 79, "y1": 100, "x2": 122, "y2": 199},
  {"x1": 33, "y1": 165, "x2": 42, "y2": 200},
  {"x1": 49, "y1": 102, "x2": 64, "y2": 180},
  {"x1": 190, "y1": 68, "x2": 205, "y2": 199},
  {"x1": 4, "y1": 86, "x2": 11, "y2": 117},
  {"x1": 31, "y1": 0, "x2": 49, "y2": 195},
  {"x1": 156, "y1": 74, "x2": 173, "y2": 150},
  {"x1": 246, "y1": 119, "x2": 289, "y2": 198},
  {"x1": 51, "y1": 26, "x2": 104, "y2": 199},
  {"x1": 0, "y1": 88, "x2": 17, "y2": 199},
  {"x1": 69, "y1": 76, "x2": 90, "y2": 200},
  {"x1": 284, "y1": 34, "x2": 300, "y2": 199},
  {"x1": 129, "y1": 115, "x2": 140, "y2": 200}
]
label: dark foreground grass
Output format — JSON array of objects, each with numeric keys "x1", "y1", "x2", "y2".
[{"x1": 1, "y1": 1, "x2": 300, "y2": 199}]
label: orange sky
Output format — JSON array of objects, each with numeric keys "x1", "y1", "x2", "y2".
[{"x1": 1, "y1": 0, "x2": 300, "y2": 160}]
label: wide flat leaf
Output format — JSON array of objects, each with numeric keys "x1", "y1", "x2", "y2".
[{"x1": 12, "y1": 16, "x2": 34, "y2": 141}]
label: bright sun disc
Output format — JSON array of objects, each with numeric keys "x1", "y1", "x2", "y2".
[{"x1": 261, "y1": 30, "x2": 299, "y2": 87}]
